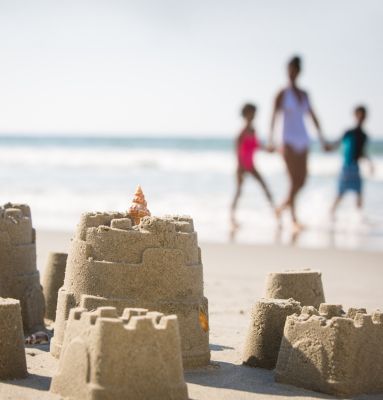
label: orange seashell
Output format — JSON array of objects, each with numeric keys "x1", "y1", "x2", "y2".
[{"x1": 129, "y1": 185, "x2": 151, "y2": 225}]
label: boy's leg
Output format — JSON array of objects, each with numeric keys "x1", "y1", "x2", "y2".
[
  {"x1": 331, "y1": 194, "x2": 343, "y2": 217},
  {"x1": 356, "y1": 193, "x2": 363, "y2": 209}
]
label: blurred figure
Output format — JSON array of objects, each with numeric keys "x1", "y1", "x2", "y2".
[
  {"x1": 230, "y1": 103, "x2": 274, "y2": 233},
  {"x1": 330, "y1": 105, "x2": 374, "y2": 216},
  {"x1": 268, "y1": 56, "x2": 328, "y2": 232}
]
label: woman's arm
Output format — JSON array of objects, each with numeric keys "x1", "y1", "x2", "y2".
[{"x1": 268, "y1": 90, "x2": 283, "y2": 151}]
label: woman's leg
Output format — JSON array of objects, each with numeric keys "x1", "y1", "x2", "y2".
[
  {"x1": 250, "y1": 168, "x2": 274, "y2": 206},
  {"x1": 231, "y1": 168, "x2": 244, "y2": 227},
  {"x1": 281, "y1": 145, "x2": 308, "y2": 226}
]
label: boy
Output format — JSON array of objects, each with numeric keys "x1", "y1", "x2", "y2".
[{"x1": 330, "y1": 105, "x2": 374, "y2": 216}]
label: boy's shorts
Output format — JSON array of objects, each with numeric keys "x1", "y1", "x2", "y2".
[{"x1": 338, "y1": 164, "x2": 362, "y2": 196}]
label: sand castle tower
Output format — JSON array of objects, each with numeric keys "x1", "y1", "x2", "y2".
[
  {"x1": 0, "y1": 203, "x2": 45, "y2": 333},
  {"x1": 275, "y1": 304, "x2": 383, "y2": 397},
  {"x1": 242, "y1": 298, "x2": 301, "y2": 369},
  {"x1": 51, "y1": 188, "x2": 210, "y2": 367},
  {"x1": 51, "y1": 307, "x2": 188, "y2": 400},
  {"x1": 42, "y1": 252, "x2": 68, "y2": 321},
  {"x1": 265, "y1": 269, "x2": 325, "y2": 308},
  {"x1": 0, "y1": 298, "x2": 28, "y2": 379}
]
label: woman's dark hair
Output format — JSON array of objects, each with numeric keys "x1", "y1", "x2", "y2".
[
  {"x1": 288, "y1": 55, "x2": 301, "y2": 71},
  {"x1": 241, "y1": 103, "x2": 256, "y2": 117}
]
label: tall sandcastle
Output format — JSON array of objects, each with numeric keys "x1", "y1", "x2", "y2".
[
  {"x1": 275, "y1": 304, "x2": 383, "y2": 397},
  {"x1": 242, "y1": 298, "x2": 301, "y2": 369},
  {"x1": 51, "y1": 307, "x2": 188, "y2": 400},
  {"x1": 0, "y1": 203, "x2": 45, "y2": 333},
  {"x1": 51, "y1": 187, "x2": 210, "y2": 367},
  {"x1": 42, "y1": 252, "x2": 68, "y2": 321}
]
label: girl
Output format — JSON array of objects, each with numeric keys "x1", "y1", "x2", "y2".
[{"x1": 231, "y1": 103, "x2": 274, "y2": 230}]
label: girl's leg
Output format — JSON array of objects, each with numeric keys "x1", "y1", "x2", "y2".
[
  {"x1": 250, "y1": 168, "x2": 274, "y2": 206},
  {"x1": 231, "y1": 168, "x2": 244, "y2": 227}
]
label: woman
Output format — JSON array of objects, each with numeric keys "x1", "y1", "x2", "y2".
[{"x1": 268, "y1": 56, "x2": 328, "y2": 231}]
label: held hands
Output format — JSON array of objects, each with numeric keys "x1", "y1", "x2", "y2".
[{"x1": 265, "y1": 142, "x2": 276, "y2": 153}]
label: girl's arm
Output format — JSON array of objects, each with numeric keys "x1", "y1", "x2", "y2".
[{"x1": 268, "y1": 90, "x2": 283, "y2": 151}]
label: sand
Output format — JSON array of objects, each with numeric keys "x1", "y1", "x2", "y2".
[{"x1": 0, "y1": 230, "x2": 382, "y2": 400}]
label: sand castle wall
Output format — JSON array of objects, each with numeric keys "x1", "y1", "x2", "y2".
[
  {"x1": 0, "y1": 298, "x2": 27, "y2": 379},
  {"x1": 51, "y1": 213, "x2": 210, "y2": 368},
  {"x1": 50, "y1": 306, "x2": 188, "y2": 400},
  {"x1": 0, "y1": 203, "x2": 45, "y2": 333},
  {"x1": 42, "y1": 252, "x2": 68, "y2": 321},
  {"x1": 275, "y1": 304, "x2": 383, "y2": 397},
  {"x1": 265, "y1": 269, "x2": 325, "y2": 308},
  {"x1": 242, "y1": 298, "x2": 301, "y2": 369}
]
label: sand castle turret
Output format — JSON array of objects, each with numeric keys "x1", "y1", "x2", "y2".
[
  {"x1": 242, "y1": 298, "x2": 301, "y2": 369},
  {"x1": 275, "y1": 304, "x2": 383, "y2": 397},
  {"x1": 51, "y1": 205, "x2": 210, "y2": 367},
  {"x1": 0, "y1": 298, "x2": 28, "y2": 379},
  {"x1": 42, "y1": 252, "x2": 68, "y2": 321},
  {"x1": 265, "y1": 269, "x2": 325, "y2": 308},
  {"x1": 51, "y1": 306, "x2": 188, "y2": 400},
  {"x1": 0, "y1": 203, "x2": 45, "y2": 333}
]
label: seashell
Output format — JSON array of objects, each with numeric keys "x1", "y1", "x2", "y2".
[
  {"x1": 129, "y1": 185, "x2": 151, "y2": 225},
  {"x1": 25, "y1": 331, "x2": 49, "y2": 345}
]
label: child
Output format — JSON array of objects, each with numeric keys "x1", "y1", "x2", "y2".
[
  {"x1": 230, "y1": 103, "x2": 275, "y2": 229},
  {"x1": 330, "y1": 105, "x2": 374, "y2": 216}
]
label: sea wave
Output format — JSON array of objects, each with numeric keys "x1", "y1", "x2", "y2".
[{"x1": 0, "y1": 135, "x2": 382, "y2": 250}]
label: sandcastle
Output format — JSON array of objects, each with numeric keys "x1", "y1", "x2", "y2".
[
  {"x1": 0, "y1": 298, "x2": 28, "y2": 379},
  {"x1": 242, "y1": 298, "x2": 301, "y2": 369},
  {"x1": 0, "y1": 203, "x2": 45, "y2": 333},
  {"x1": 275, "y1": 304, "x2": 383, "y2": 397},
  {"x1": 265, "y1": 269, "x2": 325, "y2": 308},
  {"x1": 51, "y1": 189, "x2": 210, "y2": 367},
  {"x1": 51, "y1": 306, "x2": 188, "y2": 400},
  {"x1": 42, "y1": 252, "x2": 68, "y2": 321}
]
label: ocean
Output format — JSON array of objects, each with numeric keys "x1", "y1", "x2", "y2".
[{"x1": 1, "y1": 135, "x2": 382, "y2": 251}]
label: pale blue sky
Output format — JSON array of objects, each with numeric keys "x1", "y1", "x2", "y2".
[{"x1": 0, "y1": 0, "x2": 382, "y2": 137}]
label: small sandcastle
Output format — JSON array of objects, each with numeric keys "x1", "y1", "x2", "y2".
[
  {"x1": 51, "y1": 306, "x2": 188, "y2": 400},
  {"x1": 51, "y1": 186, "x2": 210, "y2": 368},
  {"x1": 265, "y1": 269, "x2": 325, "y2": 308},
  {"x1": 0, "y1": 298, "x2": 27, "y2": 380},
  {"x1": 0, "y1": 203, "x2": 45, "y2": 333},
  {"x1": 275, "y1": 304, "x2": 383, "y2": 397}
]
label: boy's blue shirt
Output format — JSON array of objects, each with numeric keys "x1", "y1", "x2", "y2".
[{"x1": 341, "y1": 127, "x2": 368, "y2": 167}]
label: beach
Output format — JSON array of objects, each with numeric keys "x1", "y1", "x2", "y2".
[{"x1": 0, "y1": 230, "x2": 381, "y2": 400}]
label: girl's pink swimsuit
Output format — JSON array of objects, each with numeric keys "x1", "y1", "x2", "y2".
[{"x1": 238, "y1": 130, "x2": 260, "y2": 171}]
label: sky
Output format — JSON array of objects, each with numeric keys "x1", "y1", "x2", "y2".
[{"x1": 0, "y1": 0, "x2": 382, "y2": 138}]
